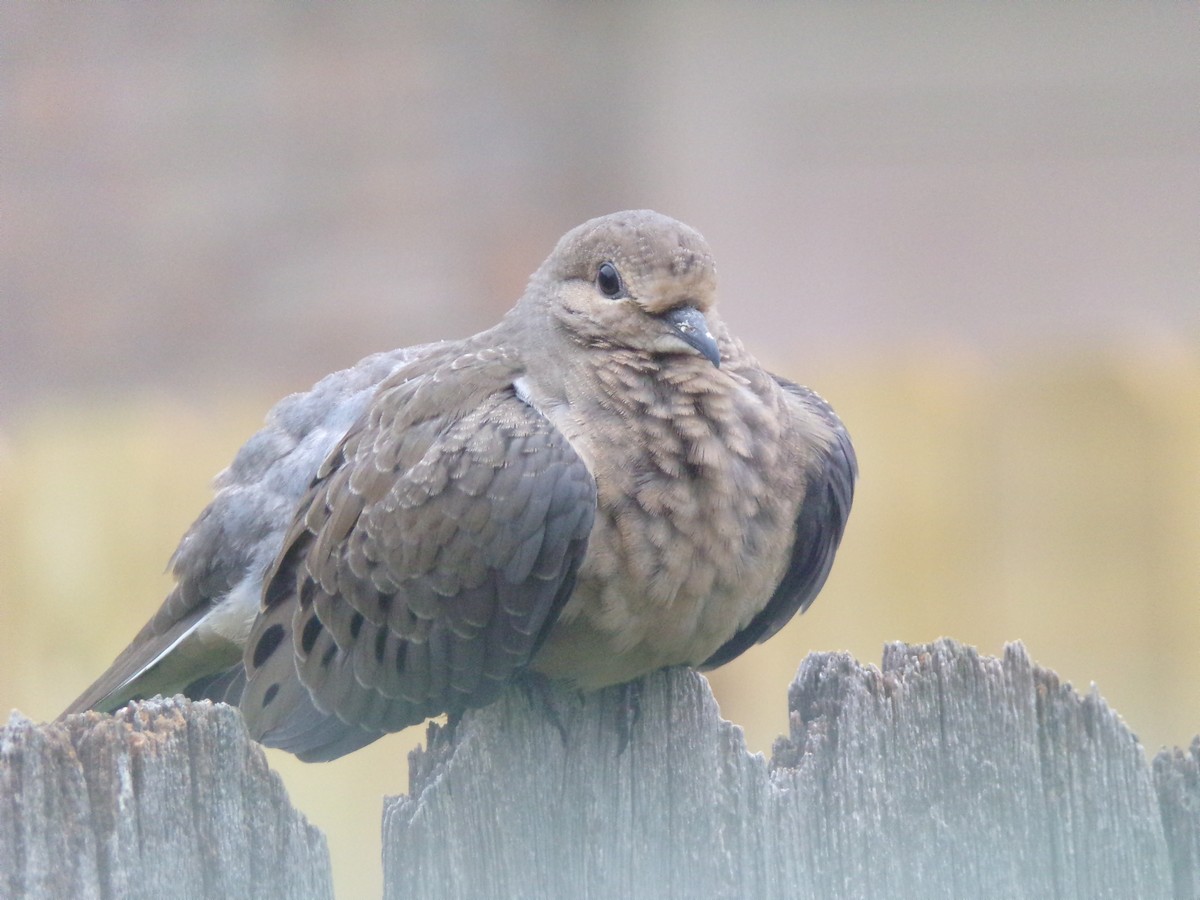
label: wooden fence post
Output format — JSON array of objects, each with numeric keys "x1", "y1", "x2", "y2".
[
  {"x1": 5, "y1": 640, "x2": 1195, "y2": 898},
  {"x1": 1, "y1": 697, "x2": 332, "y2": 900},
  {"x1": 1156, "y1": 736, "x2": 1200, "y2": 899},
  {"x1": 383, "y1": 639, "x2": 1199, "y2": 900}
]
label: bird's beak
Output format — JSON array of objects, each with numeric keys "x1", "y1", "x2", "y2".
[{"x1": 662, "y1": 305, "x2": 721, "y2": 368}]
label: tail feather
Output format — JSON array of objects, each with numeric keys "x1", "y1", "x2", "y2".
[
  {"x1": 183, "y1": 665, "x2": 248, "y2": 706},
  {"x1": 60, "y1": 606, "x2": 242, "y2": 717}
]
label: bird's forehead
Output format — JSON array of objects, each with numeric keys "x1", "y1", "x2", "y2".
[{"x1": 550, "y1": 210, "x2": 717, "y2": 305}]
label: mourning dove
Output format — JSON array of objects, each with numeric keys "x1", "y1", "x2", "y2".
[{"x1": 63, "y1": 210, "x2": 856, "y2": 761}]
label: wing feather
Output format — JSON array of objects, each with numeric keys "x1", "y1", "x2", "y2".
[{"x1": 239, "y1": 356, "x2": 596, "y2": 760}]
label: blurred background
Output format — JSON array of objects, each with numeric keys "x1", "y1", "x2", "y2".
[{"x1": 2, "y1": 4, "x2": 1197, "y2": 897}]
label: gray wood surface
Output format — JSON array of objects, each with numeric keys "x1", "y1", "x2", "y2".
[
  {"x1": 5, "y1": 641, "x2": 1195, "y2": 899},
  {"x1": 384, "y1": 639, "x2": 1197, "y2": 900},
  {"x1": 1, "y1": 697, "x2": 332, "y2": 900},
  {"x1": 1156, "y1": 737, "x2": 1200, "y2": 900}
]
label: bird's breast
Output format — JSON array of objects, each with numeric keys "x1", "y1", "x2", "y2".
[{"x1": 529, "y1": 364, "x2": 799, "y2": 689}]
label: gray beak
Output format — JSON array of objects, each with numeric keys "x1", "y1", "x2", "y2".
[{"x1": 662, "y1": 305, "x2": 721, "y2": 368}]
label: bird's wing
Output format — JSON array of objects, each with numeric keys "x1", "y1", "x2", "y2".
[
  {"x1": 60, "y1": 348, "x2": 420, "y2": 717},
  {"x1": 701, "y1": 378, "x2": 857, "y2": 670},
  {"x1": 240, "y1": 350, "x2": 597, "y2": 761}
]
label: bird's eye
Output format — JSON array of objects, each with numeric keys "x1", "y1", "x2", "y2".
[{"x1": 596, "y1": 262, "x2": 623, "y2": 298}]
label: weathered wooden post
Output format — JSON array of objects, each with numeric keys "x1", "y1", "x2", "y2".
[
  {"x1": 1156, "y1": 737, "x2": 1200, "y2": 898},
  {"x1": 383, "y1": 639, "x2": 1199, "y2": 900},
  {"x1": 1, "y1": 697, "x2": 332, "y2": 900},
  {"x1": 4, "y1": 640, "x2": 1195, "y2": 898}
]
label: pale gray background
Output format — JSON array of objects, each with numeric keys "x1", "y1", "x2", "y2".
[{"x1": 3, "y1": 3, "x2": 1196, "y2": 416}]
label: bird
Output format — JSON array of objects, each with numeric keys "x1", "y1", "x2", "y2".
[{"x1": 62, "y1": 209, "x2": 857, "y2": 762}]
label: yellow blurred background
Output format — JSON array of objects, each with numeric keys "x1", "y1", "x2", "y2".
[{"x1": 3, "y1": 5, "x2": 1197, "y2": 898}]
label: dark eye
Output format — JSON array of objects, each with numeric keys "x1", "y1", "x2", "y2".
[{"x1": 596, "y1": 262, "x2": 623, "y2": 298}]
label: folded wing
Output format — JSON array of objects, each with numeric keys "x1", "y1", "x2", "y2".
[{"x1": 240, "y1": 355, "x2": 597, "y2": 761}]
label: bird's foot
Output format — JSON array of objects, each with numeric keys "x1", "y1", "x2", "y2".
[{"x1": 515, "y1": 671, "x2": 571, "y2": 746}]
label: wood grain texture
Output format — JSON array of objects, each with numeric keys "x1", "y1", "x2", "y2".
[
  {"x1": 384, "y1": 639, "x2": 1196, "y2": 900},
  {"x1": 1155, "y1": 737, "x2": 1200, "y2": 900},
  {"x1": 1, "y1": 697, "x2": 332, "y2": 900}
]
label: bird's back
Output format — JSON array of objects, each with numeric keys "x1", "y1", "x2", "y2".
[{"x1": 61, "y1": 345, "x2": 427, "y2": 716}]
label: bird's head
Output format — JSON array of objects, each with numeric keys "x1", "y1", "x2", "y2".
[{"x1": 525, "y1": 210, "x2": 722, "y2": 368}]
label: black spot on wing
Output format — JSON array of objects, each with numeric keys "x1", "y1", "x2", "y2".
[
  {"x1": 253, "y1": 623, "x2": 286, "y2": 669},
  {"x1": 301, "y1": 615, "x2": 324, "y2": 655}
]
